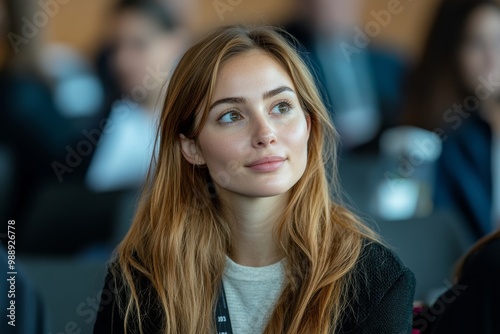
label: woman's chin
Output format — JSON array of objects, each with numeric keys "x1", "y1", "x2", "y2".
[{"x1": 221, "y1": 184, "x2": 294, "y2": 199}]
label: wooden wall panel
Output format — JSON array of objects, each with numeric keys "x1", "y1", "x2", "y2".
[
  {"x1": 359, "y1": 0, "x2": 440, "y2": 58},
  {"x1": 1, "y1": 0, "x2": 442, "y2": 62}
]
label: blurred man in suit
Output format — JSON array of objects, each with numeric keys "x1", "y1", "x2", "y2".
[{"x1": 287, "y1": 0, "x2": 408, "y2": 151}]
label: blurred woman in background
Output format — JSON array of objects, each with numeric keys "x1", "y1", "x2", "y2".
[
  {"x1": 86, "y1": 0, "x2": 187, "y2": 192},
  {"x1": 94, "y1": 25, "x2": 415, "y2": 333},
  {"x1": 403, "y1": 0, "x2": 500, "y2": 238}
]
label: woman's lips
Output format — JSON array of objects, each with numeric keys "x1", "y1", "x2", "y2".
[{"x1": 245, "y1": 156, "x2": 286, "y2": 172}]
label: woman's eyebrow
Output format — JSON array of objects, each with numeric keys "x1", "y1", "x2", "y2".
[
  {"x1": 209, "y1": 86, "x2": 295, "y2": 111},
  {"x1": 262, "y1": 86, "x2": 295, "y2": 100},
  {"x1": 209, "y1": 97, "x2": 246, "y2": 111}
]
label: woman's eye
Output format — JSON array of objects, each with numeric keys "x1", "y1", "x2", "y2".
[
  {"x1": 218, "y1": 111, "x2": 242, "y2": 124},
  {"x1": 271, "y1": 102, "x2": 292, "y2": 115}
]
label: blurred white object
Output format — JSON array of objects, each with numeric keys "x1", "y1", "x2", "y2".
[
  {"x1": 54, "y1": 75, "x2": 104, "y2": 117},
  {"x1": 380, "y1": 126, "x2": 442, "y2": 163},
  {"x1": 39, "y1": 43, "x2": 104, "y2": 118},
  {"x1": 376, "y1": 178, "x2": 420, "y2": 221},
  {"x1": 374, "y1": 126, "x2": 443, "y2": 220}
]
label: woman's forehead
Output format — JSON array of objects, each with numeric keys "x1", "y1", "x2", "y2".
[{"x1": 211, "y1": 50, "x2": 296, "y2": 103}]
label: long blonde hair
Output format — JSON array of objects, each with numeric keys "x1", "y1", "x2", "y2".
[{"x1": 114, "y1": 25, "x2": 377, "y2": 333}]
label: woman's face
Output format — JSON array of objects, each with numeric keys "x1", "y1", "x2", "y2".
[
  {"x1": 183, "y1": 50, "x2": 311, "y2": 199},
  {"x1": 459, "y1": 5, "x2": 500, "y2": 94},
  {"x1": 112, "y1": 10, "x2": 183, "y2": 94}
]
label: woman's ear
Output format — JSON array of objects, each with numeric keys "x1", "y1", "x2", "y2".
[{"x1": 179, "y1": 134, "x2": 205, "y2": 165}]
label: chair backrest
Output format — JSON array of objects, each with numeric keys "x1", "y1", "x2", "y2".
[
  {"x1": 19, "y1": 256, "x2": 108, "y2": 334},
  {"x1": 370, "y1": 211, "x2": 475, "y2": 303},
  {"x1": 20, "y1": 182, "x2": 125, "y2": 255}
]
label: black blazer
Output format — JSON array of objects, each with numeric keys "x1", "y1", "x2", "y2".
[
  {"x1": 93, "y1": 241, "x2": 415, "y2": 333},
  {"x1": 434, "y1": 113, "x2": 493, "y2": 237}
]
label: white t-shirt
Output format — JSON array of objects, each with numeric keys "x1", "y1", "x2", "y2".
[{"x1": 222, "y1": 256, "x2": 285, "y2": 334}]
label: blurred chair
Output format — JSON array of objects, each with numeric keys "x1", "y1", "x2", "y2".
[
  {"x1": 370, "y1": 211, "x2": 475, "y2": 303},
  {"x1": 18, "y1": 256, "x2": 108, "y2": 334},
  {"x1": 19, "y1": 182, "x2": 128, "y2": 255}
]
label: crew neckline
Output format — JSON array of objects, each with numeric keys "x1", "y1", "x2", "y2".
[{"x1": 224, "y1": 255, "x2": 285, "y2": 282}]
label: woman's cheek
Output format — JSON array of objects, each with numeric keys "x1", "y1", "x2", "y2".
[
  {"x1": 285, "y1": 118, "x2": 310, "y2": 147},
  {"x1": 203, "y1": 132, "x2": 247, "y2": 177}
]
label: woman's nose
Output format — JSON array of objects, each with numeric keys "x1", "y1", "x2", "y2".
[{"x1": 251, "y1": 116, "x2": 277, "y2": 148}]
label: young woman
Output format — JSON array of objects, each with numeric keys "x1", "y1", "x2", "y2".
[{"x1": 93, "y1": 25, "x2": 415, "y2": 334}]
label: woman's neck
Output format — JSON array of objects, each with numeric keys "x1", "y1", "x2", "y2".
[{"x1": 220, "y1": 192, "x2": 288, "y2": 267}]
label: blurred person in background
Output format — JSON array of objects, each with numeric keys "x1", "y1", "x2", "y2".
[
  {"x1": 403, "y1": 0, "x2": 500, "y2": 238},
  {"x1": 86, "y1": 0, "x2": 187, "y2": 192},
  {"x1": 158, "y1": 0, "x2": 199, "y2": 34},
  {"x1": 287, "y1": 0, "x2": 408, "y2": 152},
  {"x1": 0, "y1": 0, "x2": 102, "y2": 221},
  {"x1": 418, "y1": 228, "x2": 500, "y2": 333}
]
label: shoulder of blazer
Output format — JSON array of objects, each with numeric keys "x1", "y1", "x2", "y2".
[
  {"x1": 96, "y1": 260, "x2": 164, "y2": 333},
  {"x1": 342, "y1": 241, "x2": 415, "y2": 324}
]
